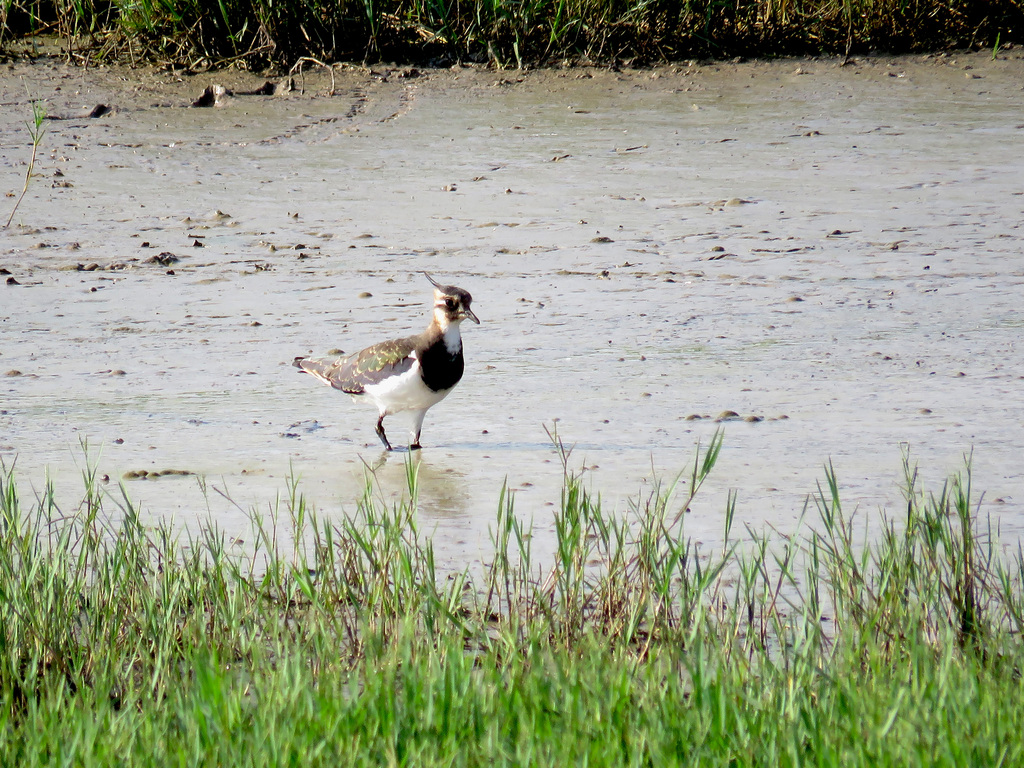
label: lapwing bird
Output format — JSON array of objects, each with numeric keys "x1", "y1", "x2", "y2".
[{"x1": 293, "y1": 274, "x2": 479, "y2": 451}]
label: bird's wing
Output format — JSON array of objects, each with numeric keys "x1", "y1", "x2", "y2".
[{"x1": 297, "y1": 336, "x2": 417, "y2": 394}]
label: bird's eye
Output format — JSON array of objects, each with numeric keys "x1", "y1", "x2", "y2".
[{"x1": 445, "y1": 298, "x2": 456, "y2": 309}]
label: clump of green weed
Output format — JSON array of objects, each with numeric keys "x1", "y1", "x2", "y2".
[
  {"x1": 1, "y1": 0, "x2": 1018, "y2": 68},
  {"x1": 1, "y1": 432, "x2": 1023, "y2": 764}
]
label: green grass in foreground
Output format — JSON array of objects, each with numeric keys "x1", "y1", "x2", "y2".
[
  {"x1": 1, "y1": 432, "x2": 1024, "y2": 765},
  {"x1": 1, "y1": 0, "x2": 1020, "y2": 68}
]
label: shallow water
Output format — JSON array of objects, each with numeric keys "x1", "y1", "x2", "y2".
[{"x1": 2, "y1": 52, "x2": 1023, "y2": 565}]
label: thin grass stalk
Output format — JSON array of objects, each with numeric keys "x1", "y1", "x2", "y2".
[{"x1": 4, "y1": 100, "x2": 46, "y2": 229}]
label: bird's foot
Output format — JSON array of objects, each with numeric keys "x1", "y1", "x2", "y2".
[{"x1": 409, "y1": 443, "x2": 422, "y2": 451}]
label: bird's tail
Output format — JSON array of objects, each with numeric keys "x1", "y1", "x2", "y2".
[{"x1": 293, "y1": 355, "x2": 339, "y2": 387}]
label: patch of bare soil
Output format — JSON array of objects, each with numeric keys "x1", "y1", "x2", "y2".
[{"x1": 2, "y1": 50, "x2": 1023, "y2": 565}]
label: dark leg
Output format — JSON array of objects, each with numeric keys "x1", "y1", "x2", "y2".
[
  {"x1": 375, "y1": 414, "x2": 393, "y2": 451},
  {"x1": 410, "y1": 427, "x2": 422, "y2": 450}
]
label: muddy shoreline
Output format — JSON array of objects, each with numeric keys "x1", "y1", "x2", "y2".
[{"x1": 3, "y1": 50, "x2": 1023, "y2": 564}]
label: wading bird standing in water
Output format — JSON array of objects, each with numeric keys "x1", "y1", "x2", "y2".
[{"x1": 293, "y1": 274, "x2": 479, "y2": 451}]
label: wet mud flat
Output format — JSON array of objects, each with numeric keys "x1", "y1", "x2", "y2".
[{"x1": 2, "y1": 52, "x2": 1023, "y2": 565}]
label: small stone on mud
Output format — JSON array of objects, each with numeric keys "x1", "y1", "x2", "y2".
[
  {"x1": 711, "y1": 245, "x2": 725, "y2": 252},
  {"x1": 685, "y1": 414, "x2": 703, "y2": 421},
  {"x1": 193, "y1": 85, "x2": 230, "y2": 107},
  {"x1": 110, "y1": 370, "x2": 126, "y2": 376},
  {"x1": 146, "y1": 252, "x2": 179, "y2": 266},
  {"x1": 5, "y1": 276, "x2": 19, "y2": 285},
  {"x1": 724, "y1": 198, "x2": 749, "y2": 206},
  {"x1": 5, "y1": 370, "x2": 22, "y2": 377},
  {"x1": 591, "y1": 236, "x2": 613, "y2": 243},
  {"x1": 358, "y1": 291, "x2": 373, "y2": 298},
  {"x1": 744, "y1": 415, "x2": 763, "y2": 423},
  {"x1": 249, "y1": 80, "x2": 278, "y2": 95},
  {"x1": 716, "y1": 410, "x2": 741, "y2": 421},
  {"x1": 919, "y1": 408, "x2": 933, "y2": 414}
]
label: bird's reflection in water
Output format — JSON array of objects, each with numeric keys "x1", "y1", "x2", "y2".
[{"x1": 361, "y1": 449, "x2": 470, "y2": 520}]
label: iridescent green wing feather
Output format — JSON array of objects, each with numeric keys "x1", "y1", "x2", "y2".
[{"x1": 329, "y1": 336, "x2": 417, "y2": 393}]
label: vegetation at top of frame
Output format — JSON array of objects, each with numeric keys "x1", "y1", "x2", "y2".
[
  {"x1": 1, "y1": 432, "x2": 1024, "y2": 765},
  {"x1": 0, "y1": 0, "x2": 1021, "y2": 69}
]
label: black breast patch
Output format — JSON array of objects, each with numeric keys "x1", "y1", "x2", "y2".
[{"x1": 418, "y1": 343, "x2": 464, "y2": 392}]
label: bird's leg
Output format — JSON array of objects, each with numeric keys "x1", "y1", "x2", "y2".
[
  {"x1": 409, "y1": 410, "x2": 425, "y2": 451},
  {"x1": 376, "y1": 414, "x2": 393, "y2": 451}
]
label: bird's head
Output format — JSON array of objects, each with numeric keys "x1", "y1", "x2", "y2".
[{"x1": 425, "y1": 273, "x2": 480, "y2": 327}]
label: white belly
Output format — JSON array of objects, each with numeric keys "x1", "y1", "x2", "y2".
[{"x1": 357, "y1": 362, "x2": 452, "y2": 416}]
